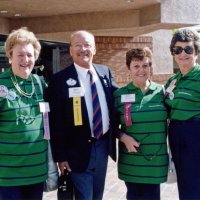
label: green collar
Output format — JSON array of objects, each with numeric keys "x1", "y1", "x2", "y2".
[{"x1": 126, "y1": 80, "x2": 157, "y2": 91}]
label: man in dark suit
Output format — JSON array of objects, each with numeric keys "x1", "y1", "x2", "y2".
[{"x1": 47, "y1": 30, "x2": 118, "y2": 200}]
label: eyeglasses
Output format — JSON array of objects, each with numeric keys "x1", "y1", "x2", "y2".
[
  {"x1": 71, "y1": 43, "x2": 93, "y2": 50},
  {"x1": 135, "y1": 134, "x2": 162, "y2": 161},
  {"x1": 173, "y1": 46, "x2": 194, "y2": 55},
  {"x1": 137, "y1": 144, "x2": 162, "y2": 161}
]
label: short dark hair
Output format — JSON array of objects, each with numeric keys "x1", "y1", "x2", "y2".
[
  {"x1": 170, "y1": 28, "x2": 200, "y2": 55},
  {"x1": 126, "y1": 47, "x2": 152, "y2": 69}
]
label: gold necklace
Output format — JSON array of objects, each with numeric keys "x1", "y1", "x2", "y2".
[{"x1": 11, "y1": 74, "x2": 35, "y2": 98}]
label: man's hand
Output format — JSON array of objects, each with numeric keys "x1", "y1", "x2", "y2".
[{"x1": 58, "y1": 161, "x2": 71, "y2": 175}]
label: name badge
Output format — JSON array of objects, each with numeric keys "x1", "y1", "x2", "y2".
[
  {"x1": 121, "y1": 94, "x2": 135, "y2": 103},
  {"x1": 69, "y1": 87, "x2": 84, "y2": 98},
  {"x1": 39, "y1": 102, "x2": 50, "y2": 112}
]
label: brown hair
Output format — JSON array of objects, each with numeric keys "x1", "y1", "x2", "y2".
[
  {"x1": 126, "y1": 47, "x2": 152, "y2": 69},
  {"x1": 170, "y1": 28, "x2": 200, "y2": 55}
]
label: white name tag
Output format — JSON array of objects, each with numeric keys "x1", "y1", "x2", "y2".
[
  {"x1": 69, "y1": 87, "x2": 84, "y2": 97},
  {"x1": 39, "y1": 102, "x2": 50, "y2": 112},
  {"x1": 121, "y1": 94, "x2": 135, "y2": 103}
]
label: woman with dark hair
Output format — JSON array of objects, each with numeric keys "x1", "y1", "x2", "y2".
[
  {"x1": 165, "y1": 28, "x2": 200, "y2": 200},
  {"x1": 114, "y1": 47, "x2": 168, "y2": 200}
]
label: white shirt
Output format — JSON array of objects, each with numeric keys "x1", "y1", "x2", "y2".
[{"x1": 74, "y1": 63, "x2": 109, "y2": 136}]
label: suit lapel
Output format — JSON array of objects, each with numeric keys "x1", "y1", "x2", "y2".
[
  {"x1": 93, "y1": 64, "x2": 109, "y2": 89},
  {"x1": 65, "y1": 64, "x2": 80, "y2": 87},
  {"x1": 93, "y1": 64, "x2": 111, "y2": 110}
]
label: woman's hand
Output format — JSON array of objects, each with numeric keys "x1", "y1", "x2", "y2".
[
  {"x1": 58, "y1": 161, "x2": 71, "y2": 175},
  {"x1": 120, "y1": 133, "x2": 140, "y2": 152}
]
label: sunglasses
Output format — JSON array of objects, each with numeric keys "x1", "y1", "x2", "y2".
[{"x1": 173, "y1": 46, "x2": 194, "y2": 55}]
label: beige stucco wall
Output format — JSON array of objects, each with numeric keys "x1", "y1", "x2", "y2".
[
  {"x1": 161, "y1": 0, "x2": 200, "y2": 25},
  {"x1": 147, "y1": 29, "x2": 174, "y2": 75}
]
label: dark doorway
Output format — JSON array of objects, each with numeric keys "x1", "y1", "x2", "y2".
[{"x1": 0, "y1": 35, "x2": 73, "y2": 83}]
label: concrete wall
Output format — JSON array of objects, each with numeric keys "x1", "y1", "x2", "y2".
[
  {"x1": 0, "y1": 18, "x2": 10, "y2": 34},
  {"x1": 147, "y1": 29, "x2": 173, "y2": 75},
  {"x1": 161, "y1": 0, "x2": 200, "y2": 25}
]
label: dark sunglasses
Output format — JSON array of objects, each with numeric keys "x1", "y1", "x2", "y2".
[{"x1": 173, "y1": 46, "x2": 194, "y2": 55}]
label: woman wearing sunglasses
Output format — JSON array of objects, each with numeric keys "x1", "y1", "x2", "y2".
[
  {"x1": 165, "y1": 28, "x2": 200, "y2": 200},
  {"x1": 114, "y1": 47, "x2": 168, "y2": 200}
]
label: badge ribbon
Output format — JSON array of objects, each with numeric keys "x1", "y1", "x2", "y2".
[
  {"x1": 124, "y1": 102, "x2": 132, "y2": 126},
  {"x1": 43, "y1": 112, "x2": 50, "y2": 140},
  {"x1": 164, "y1": 79, "x2": 176, "y2": 99},
  {"x1": 39, "y1": 102, "x2": 50, "y2": 140},
  {"x1": 73, "y1": 97, "x2": 83, "y2": 126}
]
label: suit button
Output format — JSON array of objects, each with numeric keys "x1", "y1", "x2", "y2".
[{"x1": 88, "y1": 139, "x2": 92, "y2": 143}]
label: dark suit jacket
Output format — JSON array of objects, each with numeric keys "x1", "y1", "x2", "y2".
[{"x1": 46, "y1": 63, "x2": 118, "y2": 172}]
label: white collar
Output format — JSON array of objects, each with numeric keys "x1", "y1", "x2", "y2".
[{"x1": 74, "y1": 63, "x2": 97, "y2": 80}]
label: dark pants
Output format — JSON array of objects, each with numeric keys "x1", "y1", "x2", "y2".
[
  {"x1": 70, "y1": 135, "x2": 109, "y2": 200},
  {"x1": 0, "y1": 182, "x2": 44, "y2": 200},
  {"x1": 169, "y1": 119, "x2": 200, "y2": 200},
  {"x1": 125, "y1": 182, "x2": 160, "y2": 200}
]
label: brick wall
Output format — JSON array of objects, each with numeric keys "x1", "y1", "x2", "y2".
[
  {"x1": 94, "y1": 36, "x2": 172, "y2": 86},
  {"x1": 59, "y1": 36, "x2": 173, "y2": 86}
]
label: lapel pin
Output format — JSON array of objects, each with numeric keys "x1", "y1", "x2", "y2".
[
  {"x1": 0, "y1": 85, "x2": 9, "y2": 97},
  {"x1": 6, "y1": 90, "x2": 17, "y2": 100},
  {"x1": 66, "y1": 78, "x2": 77, "y2": 86}
]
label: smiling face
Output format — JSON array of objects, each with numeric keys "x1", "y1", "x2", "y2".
[
  {"x1": 70, "y1": 31, "x2": 96, "y2": 69},
  {"x1": 129, "y1": 57, "x2": 151, "y2": 88},
  {"x1": 9, "y1": 43, "x2": 35, "y2": 79},
  {"x1": 173, "y1": 41, "x2": 198, "y2": 75}
]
